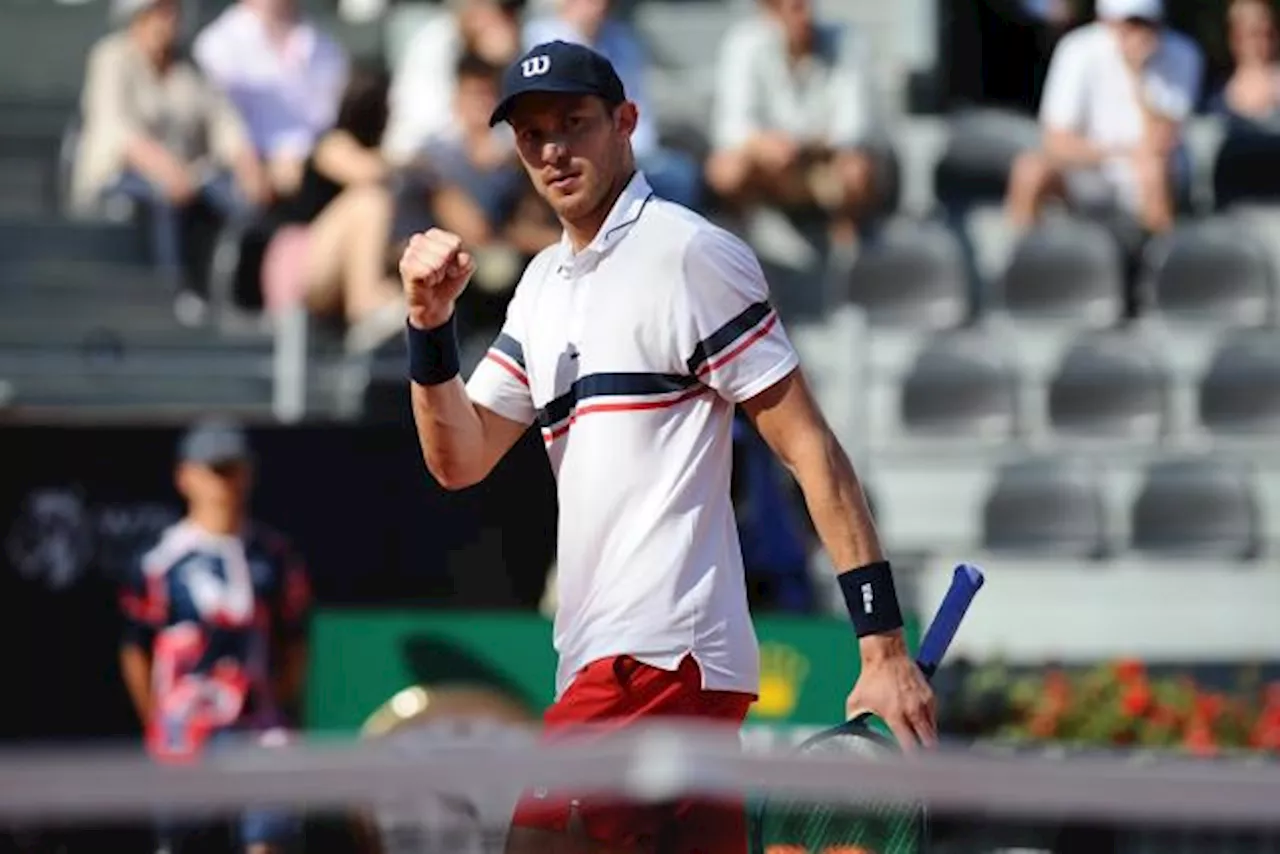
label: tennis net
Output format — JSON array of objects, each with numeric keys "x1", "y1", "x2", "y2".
[{"x1": 3, "y1": 718, "x2": 1280, "y2": 854}]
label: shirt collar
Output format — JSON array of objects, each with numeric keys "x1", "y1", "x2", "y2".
[{"x1": 555, "y1": 170, "x2": 653, "y2": 268}]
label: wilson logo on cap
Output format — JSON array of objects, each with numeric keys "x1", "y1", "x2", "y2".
[{"x1": 521, "y1": 55, "x2": 551, "y2": 77}]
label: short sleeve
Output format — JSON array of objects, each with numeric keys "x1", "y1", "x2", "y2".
[
  {"x1": 119, "y1": 555, "x2": 166, "y2": 649},
  {"x1": 827, "y1": 27, "x2": 874, "y2": 149},
  {"x1": 1144, "y1": 36, "x2": 1204, "y2": 122},
  {"x1": 676, "y1": 228, "x2": 800, "y2": 403},
  {"x1": 1039, "y1": 33, "x2": 1089, "y2": 132},
  {"x1": 465, "y1": 283, "x2": 537, "y2": 425},
  {"x1": 711, "y1": 23, "x2": 762, "y2": 151}
]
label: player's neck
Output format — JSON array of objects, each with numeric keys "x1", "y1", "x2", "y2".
[
  {"x1": 186, "y1": 508, "x2": 245, "y2": 537},
  {"x1": 563, "y1": 167, "x2": 635, "y2": 253}
]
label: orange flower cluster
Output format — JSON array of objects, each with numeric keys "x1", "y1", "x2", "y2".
[{"x1": 997, "y1": 659, "x2": 1280, "y2": 756}]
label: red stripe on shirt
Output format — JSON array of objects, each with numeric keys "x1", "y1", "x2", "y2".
[
  {"x1": 485, "y1": 350, "x2": 529, "y2": 386},
  {"x1": 542, "y1": 385, "x2": 710, "y2": 443},
  {"x1": 696, "y1": 311, "x2": 779, "y2": 378}
]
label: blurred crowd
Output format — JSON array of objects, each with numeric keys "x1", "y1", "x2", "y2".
[
  {"x1": 64, "y1": 0, "x2": 1280, "y2": 349},
  {"x1": 66, "y1": 0, "x2": 897, "y2": 350}
]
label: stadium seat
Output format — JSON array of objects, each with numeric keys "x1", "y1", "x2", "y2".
[
  {"x1": 981, "y1": 456, "x2": 1106, "y2": 558},
  {"x1": 1138, "y1": 217, "x2": 1274, "y2": 324},
  {"x1": 933, "y1": 108, "x2": 1041, "y2": 212},
  {"x1": 899, "y1": 330, "x2": 1017, "y2": 439},
  {"x1": 997, "y1": 216, "x2": 1125, "y2": 325},
  {"x1": 1047, "y1": 332, "x2": 1167, "y2": 440},
  {"x1": 1199, "y1": 332, "x2": 1280, "y2": 436},
  {"x1": 1130, "y1": 457, "x2": 1260, "y2": 559},
  {"x1": 847, "y1": 217, "x2": 969, "y2": 328}
]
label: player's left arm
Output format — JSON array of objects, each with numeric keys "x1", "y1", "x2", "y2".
[
  {"x1": 679, "y1": 227, "x2": 935, "y2": 749},
  {"x1": 741, "y1": 372, "x2": 937, "y2": 749}
]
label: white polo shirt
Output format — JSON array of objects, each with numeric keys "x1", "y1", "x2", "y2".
[{"x1": 466, "y1": 172, "x2": 799, "y2": 699}]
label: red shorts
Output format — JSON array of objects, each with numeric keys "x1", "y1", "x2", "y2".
[{"x1": 511, "y1": 654, "x2": 754, "y2": 853}]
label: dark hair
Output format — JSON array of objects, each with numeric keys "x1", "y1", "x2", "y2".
[
  {"x1": 335, "y1": 65, "x2": 391, "y2": 148},
  {"x1": 455, "y1": 51, "x2": 503, "y2": 84}
]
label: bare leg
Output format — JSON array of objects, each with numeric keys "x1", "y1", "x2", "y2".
[
  {"x1": 1005, "y1": 149, "x2": 1066, "y2": 230},
  {"x1": 301, "y1": 184, "x2": 401, "y2": 324},
  {"x1": 705, "y1": 147, "x2": 813, "y2": 211},
  {"x1": 1132, "y1": 150, "x2": 1175, "y2": 234}
]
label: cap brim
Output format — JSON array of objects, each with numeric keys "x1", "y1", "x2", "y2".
[{"x1": 488, "y1": 81, "x2": 606, "y2": 127}]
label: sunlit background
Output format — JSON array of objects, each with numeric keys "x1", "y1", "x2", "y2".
[{"x1": 1, "y1": 0, "x2": 1279, "y2": 851}]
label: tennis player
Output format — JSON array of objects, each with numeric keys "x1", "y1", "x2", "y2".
[{"x1": 398, "y1": 40, "x2": 935, "y2": 854}]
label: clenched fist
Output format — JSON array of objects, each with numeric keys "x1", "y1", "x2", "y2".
[{"x1": 399, "y1": 229, "x2": 477, "y2": 329}]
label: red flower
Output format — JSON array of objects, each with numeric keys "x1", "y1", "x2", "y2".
[
  {"x1": 1194, "y1": 692, "x2": 1226, "y2": 723},
  {"x1": 1122, "y1": 682, "x2": 1153, "y2": 718},
  {"x1": 1183, "y1": 721, "x2": 1219, "y2": 757},
  {"x1": 1029, "y1": 710, "x2": 1060, "y2": 739},
  {"x1": 1115, "y1": 659, "x2": 1146, "y2": 683}
]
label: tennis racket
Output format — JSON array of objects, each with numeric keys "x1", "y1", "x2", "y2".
[{"x1": 752, "y1": 563, "x2": 986, "y2": 854}]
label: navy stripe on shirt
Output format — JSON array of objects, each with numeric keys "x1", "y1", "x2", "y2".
[
  {"x1": 685, "y1": 301, "x2": 773, "y2": 376},
  {"x1": 492, "y1": 332, "x2": 526, "y2": 369},
  {"x1": 536, "y1": 372, "x2": 699, "y2": 431}
]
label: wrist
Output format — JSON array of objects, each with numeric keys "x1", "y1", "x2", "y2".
[
  {"x1": 408, "y1": 306, "x2": 454, "y2": 331},
  {"x1": 406, "y1": 313, "x2": 461, "y2": 385},
  {"x1": 838, "y1": 560, "x2": 904, "y2": 640},
  {"x1": 858, "y1": 629, "x2": 909, "y2": 664}
]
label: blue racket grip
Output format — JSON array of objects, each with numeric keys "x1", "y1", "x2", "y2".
[{"x1": 915, "y1": 563, "x2": 984, "y2": 680}]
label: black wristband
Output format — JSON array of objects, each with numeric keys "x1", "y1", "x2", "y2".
[
  {"x1": 839, "y1": 561, "x2": 904, "y2": 638},
  {"x1": 406, "y1": 316, "x2": 461, "y2": 386}
]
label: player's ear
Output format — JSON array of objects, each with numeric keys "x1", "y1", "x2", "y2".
[{"x1": 614, "y1": 100, "x2": 639, "y2": 138}]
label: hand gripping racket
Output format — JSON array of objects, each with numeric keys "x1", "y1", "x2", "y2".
[{"x1": 752, "y1": 563, "x2": 986, "y2": 854}]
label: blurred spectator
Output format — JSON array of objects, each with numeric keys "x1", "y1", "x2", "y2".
[
  {"x1": 72, "y1": 0, "x2": 268, "y2": 295},
  {"x1": 193, "y1": 0, "x2": 349, "y2": 199},
  {"x1": 1209, "y1": 0, "x2": 1280, "y2": 208},
  {"x1": 259, "y1": 66, "x2": 408, "y2": 352},
  {"x1": 705, "y1": 0, "x2": 880, "y2": 245},
  {"x1": 382, "y1": 0, "x2": 524, "y2": 164},
  {"x1": 118, "y1": 418, "x2": 310, "y2": 854},
  {"x1": 1004, "y1": 0, "x2": 1203, "y2": 235},
  {"x1": 523, "y1": 0, "x2": 704, "y2": 209},
  {"x1": 418, "y1": 53, "x2": 560, "y2": 294},
  {"x1": 1213, "y1": 0, "x2": 1280, "y2": 129}
]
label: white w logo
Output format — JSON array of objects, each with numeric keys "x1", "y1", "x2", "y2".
[{"x1": 521, "y1": 55, "x2": 551, "y2": 77}]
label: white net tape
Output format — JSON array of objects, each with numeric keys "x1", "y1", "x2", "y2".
[{"x1": 3, "y1": 721, "x2": 1280, "y2": 829}]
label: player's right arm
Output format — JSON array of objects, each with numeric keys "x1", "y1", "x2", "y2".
[{"x1": 399, "y1": 229, "x2": 532, "y2": 491}]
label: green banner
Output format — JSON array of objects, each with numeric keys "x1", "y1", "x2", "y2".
[{"x1": 305, "y1": 611, "x2": 919, "y2": 734}]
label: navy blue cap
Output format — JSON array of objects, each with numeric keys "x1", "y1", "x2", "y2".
[
  {"x1": 178, "y1": 417, "x2": 252, "y2": 465},
  {"x1": 489, "y1": 40, "x2": 626, "y2": 128}
]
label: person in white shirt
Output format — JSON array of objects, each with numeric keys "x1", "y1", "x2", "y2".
[
  {"x1": 705, "y1": 0, "x2": 879, "y2": 242},
  {"x1": 397, "y1": 40, "x2": 934, "y2": 854},
  {"x1": 382, "y1": 0, "x2": 524, "y2": 165},
  {"x1": 523, "y1": 0, "x2": 703, "y2": 209},
  {"x1": 193, "y1": 0, "x2": 350, "y2": 199},
  {"x1": 1004, "y1": 0, "x2": 1204, "y2": 234}
]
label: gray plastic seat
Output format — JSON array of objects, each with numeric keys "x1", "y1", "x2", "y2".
[
  {"x1": 1140, "y1": 218, "x2": 1274, "y2": 324},
  {"x1": 900, "y1": 331, "x2": 1016, "y2": 437},
  {"x1": 1131, "y1": 458, "x2": 1259, "y2": 559},
  {"x1": 934, "y1": 107, "x2": 1041, "y2": 209},
  {"x1": 999, "y1": 217, "x2": 1125, "y2": 324},
  {"x1": 1048, "y1": 332, "x2": 1167, "y2": 438},
  {"x1": 848, "y1": 218, "x2": 969, "y2": 328},
  {"x1": 1200, "y1": 333, "x2": 1280, "y2": 435},
  {"x1": 982, "y1": 457, "x2": 1106, "y2": 558}
]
